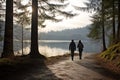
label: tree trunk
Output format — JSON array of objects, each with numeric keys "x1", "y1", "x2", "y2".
[
  {"x1": 102, "y1": 0, "x2": 107, "y2": 51},
  {"x1": 22, "y1": 24, "x2": 24, "y2": 55},
  {"x1": 112, "y1": 0, "x2": 116, "y2": 43},
  {"x1": 117, "y1": 0, "x2": 120, "y2": 42},
  {"x1": 1, "y1": 0, "x2": 14, "y2": 58},
  {"x1": 30, "y1": 0, "x2": 45, "y2": 59}
]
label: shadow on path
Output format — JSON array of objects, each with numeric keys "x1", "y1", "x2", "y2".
[
  {"x1": 75, "y1": 56, "x2": 120, "y2": 80},
  {"x1": 0, "y1": 58, "x2": 62, "y2": 80}
]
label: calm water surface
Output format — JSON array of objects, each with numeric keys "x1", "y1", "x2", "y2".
[{"x1": 0, "y1": 40, "x2": 101, "y2": 57}]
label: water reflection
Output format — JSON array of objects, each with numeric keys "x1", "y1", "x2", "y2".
[
  {"x1": 0, "y1": 40, "x2": 101, "y2": 57},
  {"x1": 39, "y1": 46, "x2": 69, "y2": 57},
  {"x1": 39, "y1": 40, "x2": 101, "y2": 54}
]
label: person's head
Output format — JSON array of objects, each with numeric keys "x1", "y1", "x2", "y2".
[
  {"x1": 79, "y1": 40, "x2": 81, "y2": 42},
  {"x1": 72, "y1": 40, "x2": 74, "y2": 42}
]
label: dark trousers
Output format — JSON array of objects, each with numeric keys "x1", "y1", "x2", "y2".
[
  {"x1": 79, "y1": 49, "x2": 83, "y2": 59},
  {"x1": 71, "y1": 50, "x2": 74, "y2": 61}
]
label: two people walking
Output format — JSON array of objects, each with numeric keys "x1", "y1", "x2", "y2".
[{"x1": 69, "y1": 40, "x2": 84, "y2": 61}]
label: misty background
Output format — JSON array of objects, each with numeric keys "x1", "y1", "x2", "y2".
[{"x1": 0, "y1": 21, "x2": 101, "y2": 57}]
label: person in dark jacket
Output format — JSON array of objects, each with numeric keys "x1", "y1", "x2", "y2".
[
  {"x1": 69, "y1": 40, "x2": 76, "y2": 61},
  {"x1": 77, "y1": 40, "x2": 84, "y2": 59}
]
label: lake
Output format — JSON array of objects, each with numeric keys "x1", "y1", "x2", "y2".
[{"x1": 0, "y1": 40, "x2": 101, "y2": 57}]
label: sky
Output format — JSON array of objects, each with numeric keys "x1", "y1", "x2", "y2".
[
  {"x1": 21, "y1": 0, "x2": 93, "y2": 33},
  {"x1": 40, "y1": 0, "x2": 93, "y2": 32}
]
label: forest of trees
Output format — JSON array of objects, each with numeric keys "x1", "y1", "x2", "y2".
[
  {"x1": 0, "y1": 0, "x2": 120, "y2": 58},
  {"x1": 85, "y1": 0, "x2": 120, "y2": 50},
  {"x1": 75, "y1": 0, "x2": 120, "y2": 51},
  {"x1": 0, "y1": 0, "x2": 75, "y2": 58}
]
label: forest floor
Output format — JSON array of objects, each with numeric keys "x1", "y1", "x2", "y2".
[{"x1": 0, "y1": 53, "x2": 120, "y2": 80}]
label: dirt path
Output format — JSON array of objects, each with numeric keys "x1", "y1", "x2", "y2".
[
  {"x1": 0, "y1": 53, "x2": 120, "y2": 80},
  {"x1": 46, "y1": 54, "x2": 120, "y2": 80},
  {"x1": 5, "y1": 53, "x2": 120, "y2": 80}
]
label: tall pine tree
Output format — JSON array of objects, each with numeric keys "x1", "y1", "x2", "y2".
[{"x1": 2, "y1": 0, "x2": 14, "y2": 58}]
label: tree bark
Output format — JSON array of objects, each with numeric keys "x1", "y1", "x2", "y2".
[
  {"x1": 30, "y1": 0, "x2": 46, "y2": 59},
  {"x1": 117, "y1": 0, "x2": 120, "y2": 42},
  {"x1": 1, "y1": 0, "x2": 14, "y2": 58},
  {"x1": 112, "y1": 0, "x2": 116, "y2": 43},
  {"x1": 102, "y1": 0, "x2": 107, "y2": 51}
]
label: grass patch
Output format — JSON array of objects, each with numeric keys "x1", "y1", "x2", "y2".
[
  {"x1": 0, "y1": 58, "x2": 17, "y2": 66},
  {"x1": 100, "y1": 42, "x2": 120, "y2": 61},
  {"x1": 98, "y1": 42, "x2": 120, "y2": 74}
]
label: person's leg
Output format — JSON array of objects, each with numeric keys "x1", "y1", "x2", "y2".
[
  {"x1": 71, "y1": 51, "x2": 73, "y2": 60},
  {"x1": 80, "y1": 49, "x2": 83, "y2": 59},
  {"x1": 71, "y1": 51, "x2": 74, "y2": 61},
  {"x1": 79, "y1": 52, "x2": 81, "y2": 59},
  {"x1": 79, "y1": 49, "x2": 82, "y2": 59},
  {"x1": 80, "y1": 52, "x2": 82, "y2": 59}
]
